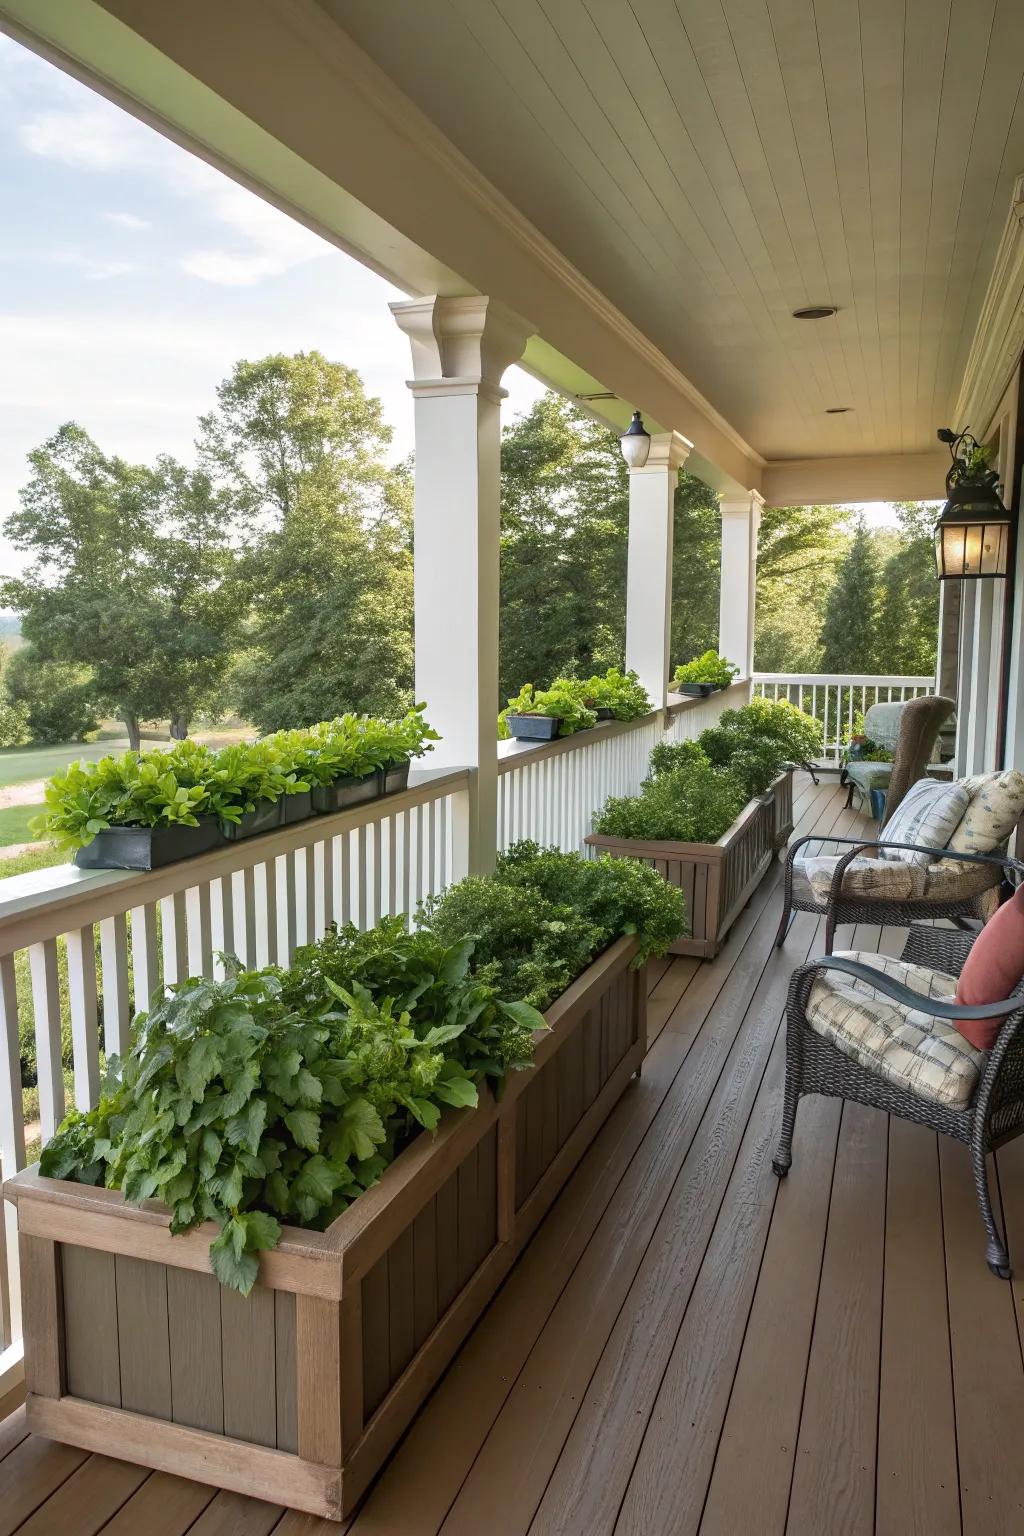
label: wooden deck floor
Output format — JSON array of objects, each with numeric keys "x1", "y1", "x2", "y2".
[{"x1": 4, "y1": 773, "x2": 1024, "y2": 1535}]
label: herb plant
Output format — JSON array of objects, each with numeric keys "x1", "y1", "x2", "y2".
[{"x1": 673, "y1": 651, "x2": 740, "y2": 689}]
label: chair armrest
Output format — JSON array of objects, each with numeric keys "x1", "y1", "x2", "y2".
[{"x1": 800, "y1": 954, "x2": 1022, "y2": 1022}]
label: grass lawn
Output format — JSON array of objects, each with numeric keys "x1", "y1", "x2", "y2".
[
  {"x1": 0, "y1": 841, "x2": 67, "y2": 874},
  {"x1": 0, "y1": 739, "x2": 123, "y2": 788},
  {"x1": 0, "y1": 803, "x2": 46, "y2": 847}
]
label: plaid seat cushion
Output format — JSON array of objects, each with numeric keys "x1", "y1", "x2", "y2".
[
  {"x1": 799, "y1": 854, "x2": 925, "y2": 902},
  {"x1": 807, "y1": 950, "x2": 983, "y2": 1109}
]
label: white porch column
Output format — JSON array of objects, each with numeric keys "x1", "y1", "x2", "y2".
[
  {"x1": 718, "y1": 491, "x2": 764, "y2": 678},
  {"x1": 625, "y1": 431, "x2": 690, "y2": 709},
  {"x1": 391, "y1": 295, "x2": 533, "y2": 876}
]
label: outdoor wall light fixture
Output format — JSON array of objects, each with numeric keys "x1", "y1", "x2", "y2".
[
  {"x1": 933, "y1": 426, "x2": 1011, "y2": 580},
  {"x1": 620, "y1": 409, "x2": 651, "y2": 469}
]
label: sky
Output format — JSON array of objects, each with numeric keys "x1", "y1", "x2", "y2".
[
  {"x1": 0, "y1": 31, "x2": 898, "y2": 587},
  {"x1": 0, "y1": 32, "x2": 548, "y2": 578}
]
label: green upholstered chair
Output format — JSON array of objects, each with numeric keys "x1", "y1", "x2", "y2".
[{"x1": 843, "y1": 695, "x2": 955, "y2": 825}]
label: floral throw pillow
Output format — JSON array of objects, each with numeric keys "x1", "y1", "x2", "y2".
[
  {"x1": 938, "y1": 769, "x2": 1024, "y2": 871},
  {"x1": 880, "y1": 777, "x2": 971, "y2": 868}
]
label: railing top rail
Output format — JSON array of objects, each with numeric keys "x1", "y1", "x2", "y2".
[
  {"x1": 0, "y1": 765, "x2": 471, "y2": 955},
  {"x1": 497, "y1": 677, "x2": 750, "y2": 772},
  {"x1": 752, "y1": 672, "x2": 935, "y2": 687},
  {"x1": 665, "y1": 676, "x2": 749, "y2": 716}
]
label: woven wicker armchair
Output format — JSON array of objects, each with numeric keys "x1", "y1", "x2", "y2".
[
  {"x1": 775, "y1": 835, "x2": 1004, "y2": 954},
  {"x1": 774, "y1": 913, "x2": 1024, "y2": 1278}
]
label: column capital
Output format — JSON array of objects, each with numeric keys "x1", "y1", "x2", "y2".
[
  {"x1": 719, "y1": 488, "x2": 765, "y2": 530},
  {"x1": 390, "y1": 294, "x2": 535, "y2": 398},
  {"x1": 630, "y1": 430, "x2": 691, "y2": 475}
]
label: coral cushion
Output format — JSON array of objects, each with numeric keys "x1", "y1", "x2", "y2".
[{"x1": 954, "y1": 885, "x2": 1024, "y2": 1049}]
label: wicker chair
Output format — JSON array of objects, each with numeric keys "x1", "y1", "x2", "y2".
[
  {"x1": 842, "y1": 693, "x2": 955, "y2": 821},
  {"x1": 773, "y1": 906, "x2": 1024, "y2": 1278},
  {"x1": 775, "y1": 834, "x2": 1004, "y2": 954}
]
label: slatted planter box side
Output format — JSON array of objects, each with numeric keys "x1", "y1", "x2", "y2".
[
  {"x1": 4, "y1": 935, "x2": 645, "y2": 1520},
  {"x1": 585, "y1": 769, "x2": 793, "y2": 959}
]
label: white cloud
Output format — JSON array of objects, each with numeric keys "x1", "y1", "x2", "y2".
[
  {"x1": 102, "y1": 211, "x2": 151, "y2": 230},
  {"x1": 18, "y1": 100, "x2": 330, "y2": 287},
  {"x1": 52, "y1": 253, "x2": 139, "y2": 282}
]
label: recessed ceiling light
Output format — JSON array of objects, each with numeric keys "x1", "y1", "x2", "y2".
[
  {"x1": 792, "y1": 305, "x2": 839, "y2": 320},
  {"x1": 826, "y1": 406, "x2": 852, "y2": 414}
]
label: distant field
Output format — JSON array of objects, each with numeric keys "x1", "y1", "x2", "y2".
[{"x1": 0, "y1": 739, "x2": 126, "y2": 788}]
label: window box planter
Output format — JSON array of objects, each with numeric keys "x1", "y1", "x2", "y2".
[
  {"x1": 220, "y1": 799, "x2": 282, "y2": 842},
  {"x1": 585, "y1": 768, "x2": 794, "y2": 958},
  {"x1": 311, "y1": 771, "x2": 382, "y2": 814},
  {"x1": 5, "y1": 937, "x2": 645, "y2": 1522},
  {"x1": 382, "y1": 759, "x2": 410, "y2": 795},
  {"x1": 280, "y1": 789, "x2": 314, "y2": 825},
  {"x1": 592, "y1": 706, "x2": 615, "y2": 722},
  {"x1": 73, "y1": 818, "x2": 224, "y2": 872},
  {"x1": 506, "y1": 713, "x2": 562, "y2": 742},
  {"x1": 675, "y1": 682, "x2": 716, "y2": 698}
]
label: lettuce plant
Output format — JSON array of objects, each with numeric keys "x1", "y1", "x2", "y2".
[
  {"x1": 578, "y1": 667, "x2": 651, "y2": 721},
  {"x1": 501, "y1": 682, "x2": 597, "y2": 737},
  {"x1": 673, "y1": 651, "x2": 740, "y2": 688}
]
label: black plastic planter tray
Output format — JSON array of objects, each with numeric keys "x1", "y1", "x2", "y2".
[
  {"x1": 383, "y1": 761, "x2": 410, "y2": 795},
  {"x1": 677, "y1": 682, "x2": 715, "y2": 698},
  {"x1": 221, "y1": 799, "x2": 281, "y2": 842},
  {"x1": 507, "y1": 714, "x2": 562, "y2": 741},
  {"x1": 312, "y1": 771, "x2": 382, "y2": 814},
  {"x1": 593, "y1": 707, "x2": 614, "y2": 722},
  {"x1": 75, "y1": 818, "x2": 223, "y2": 871},
  {"x1": 281, "y1": 789, "x2": 313, "y2": 825}
]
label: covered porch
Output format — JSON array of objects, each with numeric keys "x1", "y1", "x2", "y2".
[
  {"x1": 2, "y1": 774, "x2": 1023, "y2": 1536},
  {"x1": 1, "y1": 2, "x2": 1024, "y2": 1533}
]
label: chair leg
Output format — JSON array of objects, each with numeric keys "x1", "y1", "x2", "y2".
[
  {"x1": 970, "y1": 1139, "x2": 1012, "y2": 1279},
  {"x1": 774, "y1": 898, "x2": 792, "y2": 949},
  {"x1": 845, "y1": 780, "x2": 855, "y2": 809},
  {"x1": 824, "y1": 909, "x2": 836, "y2": 955},
  {"x1": 773, "y1": 1054, "x2": 800, "y2": 1178}
]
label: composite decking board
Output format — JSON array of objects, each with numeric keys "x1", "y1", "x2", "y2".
[
  {"x1": 876, "y1": 1118, "x2": 961, "y2": 1536},
  {"x1": 785, "y1": 1100, "x2": 889, "y2": 1535},
  {"x1": 645, "y1": 955, "x2": 699, "y2": 1045},
  {"x1": 0, "y1": 1407, "x2": 28, "y2": 1464},
  {"x1": 0, "y1": 1436, "x2": 88, "y2": 1536},
  {"x1": 435, "y1": 898, "x2": 826, "y2": 1535},
  {"x1": 183, "y1": 1489, "x2": 282, "y2": 1536},
  {"x1": 97, "y1": 1471, "x2": 217, "y2": 1536},
  {"x1": 14, "y1": 1452, "x2": 148, "y2": 1536},
  {"x1": 940, "y1": 1135, "x2": 1024, "y2": 1532}
]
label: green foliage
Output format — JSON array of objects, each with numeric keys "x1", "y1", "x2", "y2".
[
  {"x1": 712, "y1": 697, "x2": 823, "y2": 765},
  {"x1": 594, "y1": 756, "x2": 746, "y2": 844},
  {"x1": 577, "y1": 667, "x2": 651, "y2": 720},
  {"x1": 673, "y1": 651, "x2": 740, "y2": 688},
  {"x1": 501, "y1": 681, "x2": 597, "y2": 737},
  {"x1": 203, "y1": 353, "x2": 414, "y2": 731},
  {"x1": 420, "y1": 841, "x2": 685, "y2": 1009},
  {"x1": 39, "y1": 936, "x2": 532, "y2": 1294},
  {"x1": 818, "y1": 516, "x2": 881, "y2": 672},
  {"x1": 7, "y1": 649, "x2": 98, "y2": 744},
  {"x1": 32, "y1": 707, "x2": 438, "y2": 849},
  {"x1": 754, "y1": 503, "x2": 848, "y2": 672},
  {"x1": 872, "y1": 503, "x2": 940, "y2": 675},
  {"x1": 1, "y1": 427, "x2": 245, "y2": 747}
]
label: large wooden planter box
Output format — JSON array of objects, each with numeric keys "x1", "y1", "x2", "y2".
[
  {"x1": 3, "y1": 937, "x2": 645, "y2": 1520},
  {"x1": 585, "y1": 768, "x2": 794, "y2": 960}
]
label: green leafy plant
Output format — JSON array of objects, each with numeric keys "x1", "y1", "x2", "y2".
[
  {"x1": 420, "y1": 840, "x2": 686, "y2": 1007},
  {"x1": 500, "y1": 682, "x2": 597, "y2": 738},
  {"x1": 594, "y1": 757, "x2": 746, "y2": 843},
  {"x1": 577, "y1": 667, "x2": 651, "y2": 721},
  {"x1": 673, "y1": 651, "x2": 740, "y2": 688},
  {"x1": 32, "y1": 751, "x2": 212, "y2": 850}
]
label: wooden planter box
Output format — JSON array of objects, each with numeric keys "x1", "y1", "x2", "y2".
[
  {"x1": 4, "y1": 938, "x2": 645, "y2": 1520},
  {"x1": 585, "y1": 768, "x2": 794, "y2": 960}
]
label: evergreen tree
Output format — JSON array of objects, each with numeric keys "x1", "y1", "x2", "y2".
[
  {"x1": 818, "y1": 516, "x2": 880, "y2": 672},
  {"x1": 872, "y1": 502, "x2": 939, "y2": 675}
]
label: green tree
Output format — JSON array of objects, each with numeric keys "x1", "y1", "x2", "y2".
[
  {"x1": 7, "y1": 649, "x2": 98, "y2": 743},
  {"x1": 670, "y1": 474, "x2": 722, "y2": 667},
  {"x1": 755, "y1": 503, "x2": 848, "y2": 671},
  {"x1": 1, "y1": 426, "x2": 243, "y2": 748},
  {"x1": 818, "y1": 516, "x2": 880, "y2": 672},
  {"x1": 200, "y1": 353, "x2": 413, "y2": 731},
  {"x1": 872, "y1": 502, "x2": 939, "y2": 675},
  {"x1": 499, "y1": 395, "x2": 628, "y2": 698}
]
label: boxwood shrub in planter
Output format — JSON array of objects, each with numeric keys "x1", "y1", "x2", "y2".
[
  {"x1": 586, "y1": 701, "x2": 820, "y2": 955},
  {"x1": 10, "y1": 845, "x2": 684, "y2": 1517},
  {"x1": 672, "y1": 650, "x2": 741, "y2": 696}
]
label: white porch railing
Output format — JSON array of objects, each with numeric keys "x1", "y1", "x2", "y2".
[
  {"x1": 752, "y1": 673, "x2": 935, "y2": 766},
  {"x1": 497, "y1": 678, "x2": 748, "y2": 853}
]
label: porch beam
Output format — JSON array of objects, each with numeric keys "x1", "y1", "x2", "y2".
[
  {"x1": 391, "y1": 295, "x2": 533, "y2": 877},
  {"x1": 625, "y1": 433, "x2": 690, "y2": 711},
  {"x1": 761, "y1": 452, "x2": 948, "y2": 507},
  {"x1": 719, "y1": 492, "x2": 764, "y2": 679}
]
